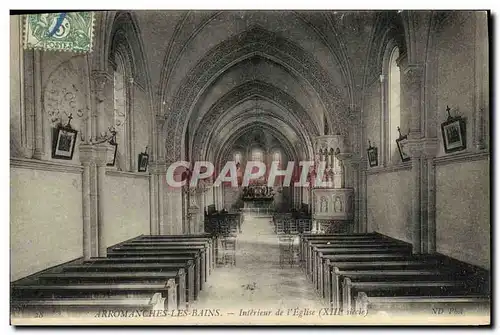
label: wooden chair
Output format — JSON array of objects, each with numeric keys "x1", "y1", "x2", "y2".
[
  {"x1": 275, "y1": 218, "x2": 286, "y2": 235},
  {"x1": 220, "y1": 237, "x2": 237, "y2": 266},
  {"x1": 298, "y1": 219, "x2": 312, "y2": 234},
  {"x1": 279, "y1": 235, "x2": 295, "y2": 268},
  {"x1": 288, "y1": 219, "x2": 299, "y2": 235}
]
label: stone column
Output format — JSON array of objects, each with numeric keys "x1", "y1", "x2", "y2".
[
  {"x1": 359, "y1": 158, "x2": 368, "y2": 233},
  {"x1": 22, "y1": 50, "x2": 35, "y2": 158},
  {"x1": 89, "y1": 153, "x2": 99, "y2": 256},
  {"x1": 149, "y1": 171, "x2": 158, "y2": 236},
  {"x1": 407, "y1": 144, "x2": 422, "y2": 254},
  {"x1": 154, "y1": 161, "x2": 167, "y2": 234},
  {"x1": 166, "y1": 186, "x2": 184, "y2": 235},
  {"x1": 127, "y1": 77, "x2": 136, "y2": 171},
  {"x1": 197, "y1": 187, "x2": 205, "y2": 233},
  {"x1": 422, "y1": 139, "x2": 438, "y2": 253},
  {"x1": 33, "y1": 50, "x2": 44, "y2": 159},
  {"x1": 426, "y1": 157, "x2": 437, "y2": 253},
  {"x1": 95, "y1": 144, "x2": 108, "y2": 257},
  {"x1": 164, "y1": 158, "x2": 183, "y2": 235},
  {"x1": 350, "y1": 158, "x2": 361, "y2": 233},
  {"x1": 403, "y1": 64, "x2": 424, "y2": 254},
  {"x1": 91, "y1": 71, "x2": 111, "y2": 140},
  {"x1": 149, "y1": 162, "x2": 160, "y2": 235},
  {"x1": 474, "y1": 11, "x2": 488, "y2": 150},
  {"x1": 79, "y1": 144, "x2": 97, "y2": 259},
  {"x1": 379, "y1": 74, "x2": 387, "y2": 166},
  {"x1": 215, "y1": 185, "x2": 224, "y2": 210}
]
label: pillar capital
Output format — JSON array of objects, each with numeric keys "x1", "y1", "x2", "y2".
[
  {"x1": 406, "y1": 138, "x2": 423, "y2": 159},
  {"x1": 156, "y1": 115, "x2": 166, "y2": 127},
  {"x1": 403, "y1": 65, "x2": 424, "y2": 91},
  {"x1": 79, "y1": 144, "x2": 96, "y2": 164},
  {"x1": 91, "y1": 70, "x2": 112, "y2": 102},
  {"x1": 150, "y1": 161, "x2": 167, "y2": 174},
  {"x1": 421, "y1": 138, "x2": 439, "y2": 159}
]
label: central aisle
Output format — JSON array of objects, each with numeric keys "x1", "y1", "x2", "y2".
[{"x1": 193, "y1": 216, "x2": 326, "y2": 310}]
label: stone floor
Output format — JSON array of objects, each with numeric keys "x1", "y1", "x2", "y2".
[{"x1": 193, "y1": 216, "x2": 326, "y2": 311}]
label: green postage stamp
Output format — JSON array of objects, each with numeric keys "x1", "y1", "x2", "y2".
[{"x1": 24, "y1": 12, "x2": 95, "y2": 53}]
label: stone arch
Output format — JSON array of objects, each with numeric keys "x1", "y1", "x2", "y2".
[
  {"x1": 161, "y1": 26, "x2": 351, "y2": 163},
  {"x1": 91, "y1": 11, "x2": 155, "y2": 157},
  {"x1": 362, "y1": 11, "x2": 407, "y2": 89},
  {"x1": 159, "y1": 12, "x2": 355, "y2": 108},
  {"x1": 202, "y1": 111, "x2": 314, "y2": 162},
  {"x1": 190, "y1": 81, "x2": 319, "y2": 161},
  {"x1": 212, "y1": 117, "x2": 312, "y2": 165}
]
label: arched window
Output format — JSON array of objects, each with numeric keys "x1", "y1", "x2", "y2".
[
  {"x1": 272, "y1": 151, "x2": 281, "y2": 163},
  {"x1": 251, "y1": 148, "x2": 263, "y2": 162},
  {"x1": 388, "y1": 46, "x2": 401, "y2": 163},
  {"x1": 233, "y1": 152, "x2": 242, "y2": 164}
]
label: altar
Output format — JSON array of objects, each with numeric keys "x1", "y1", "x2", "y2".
[{"x1": 241, "y1": 185, "x2": 274, "y2": 216}]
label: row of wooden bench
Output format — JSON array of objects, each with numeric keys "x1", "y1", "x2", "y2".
[
  {"x1": 11, "y1": 234, "x2": 216, "y2": 318},
  {"x1": 205, "y1": 213, "x2": 242, "y2": 236},
  {"x1": 299, "y1": 233, "x2": 490, "y2": 316}
]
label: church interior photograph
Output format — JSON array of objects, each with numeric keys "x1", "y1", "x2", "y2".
[{"x1": 9, "y1": 10, "x2": 490, "y2": 325}]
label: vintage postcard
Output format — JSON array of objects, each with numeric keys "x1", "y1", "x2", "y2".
[{"x1": 9, "y1": 9, "x2": 491, "y2": 326}]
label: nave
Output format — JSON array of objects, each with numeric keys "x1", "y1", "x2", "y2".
[{"x1": 193, "y1": 216, "x2": 325, "y2": 311}]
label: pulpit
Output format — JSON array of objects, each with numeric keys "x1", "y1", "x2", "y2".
[
  {"x1": 310, "y1": 134, "x2": 355, "y2": 233},
  {"x1": 312, "y1": 188, "x2": 354, "y2": 233}
]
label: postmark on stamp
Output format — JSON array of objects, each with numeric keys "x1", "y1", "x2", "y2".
[{"x1": 24, "y1": 12, "x2": 95, "y2": 53}]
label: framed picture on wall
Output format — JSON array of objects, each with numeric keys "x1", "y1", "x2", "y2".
[
  {"x1": 396, "y1": 127, "x2": 411, "y2": 162},
  {"x1": 367, "y1": 141, "x2": 378, "y2": 167},
  {"x1": 441, "y1": 106, "x2": 467, "y2": 153},
  {"x1": 52, "y1": 124, "x2": 78, "y2": 160}
]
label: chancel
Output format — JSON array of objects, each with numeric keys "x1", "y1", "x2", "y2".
[{"x1": 10, "y1": 10, "x2": 490, "y2": 325}]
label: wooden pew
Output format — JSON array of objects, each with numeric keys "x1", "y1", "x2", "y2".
[
  {"x1": 124, "y1": 240, "x2": 214, "y2": 274},
  {"x1": 304, "y1": 239, "x2": 408, "y2": 265},
  {"x1": 312, "y1": 246, "x2": 412, "y2": 290},
  {"x1": 304, "y1": 238, "x2": 388, "y2": 276},
  {"x1": 312, "y1": 244, "x2": 412, "y2": 283},
  {"x1": 11, "y1": 279, "x2": 177, "y2": 317},
  {"x1": 323, "y1": 258, "x2": 441, "y2": 304},
  {"x1": 313, "y1": 253, "x2": 417, "y2": 295},
  {"x1": 331, "y1": 268, "x2": 452, "y2": 309},
  {"x1": 342, "y1": 277, "x2": 469, "y2": 313},
  {"x1": 64, "y1": 260, "x2": 196, "y2": 305},
  {"x1": 303, "y1": 235, "x2": 392, "y2": 275},
  {"x1": 300, "y1": 233, "x2": 385, "y2": 258},
  {"x1": 354, "y1": 292, "x2": 490, "y2": 316},
  {"x1": 130, "y1": 235, "x2": 215, "y2": 272},
  {"x1": 36, "y1": 268, "x2": 186, "y2": 309},
  {"x1": 11, "y1": 293, "x2": 165, "y2": 318},
  {"x1": 115, "y1": 242, "x2": 211, "y2": 279},
  {"x1": 92, "y1": 254, "x2": 202, "y2": 295},
  {"x1": 300, "y1": 233, "x2": 384, "y2": 255},
  {"x1": 107, "y1": 248, "x2": 206, "y2": 290}
]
